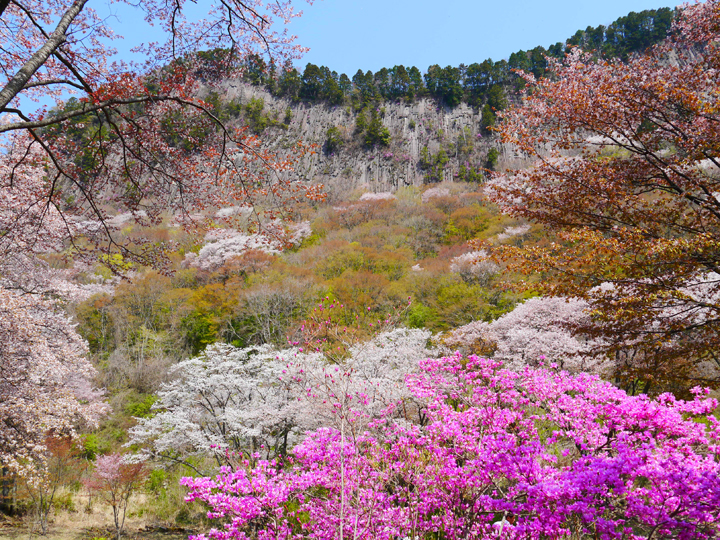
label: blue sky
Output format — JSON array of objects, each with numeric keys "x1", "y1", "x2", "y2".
[
  {"x1": 105, "y1": 0, "x2": 677, "y2": 75},
  {"x1": 285, "y1": 0, "x2": 677, "y2": 74}
]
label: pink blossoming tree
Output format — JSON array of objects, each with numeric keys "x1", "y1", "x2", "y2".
[{"x1": 84, "y1": 453, "x2": 146, "y2": 540}]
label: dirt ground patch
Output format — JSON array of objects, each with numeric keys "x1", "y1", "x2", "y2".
[
  {"x1": 0, "y1": 524, "x2": 192, "y2": 540},
  {"x1": 0, "y1": 504, "x2": 195, "y2": 540},
  {"x1": 0, "y1": 490, "x2": 200, "y2": 540}
]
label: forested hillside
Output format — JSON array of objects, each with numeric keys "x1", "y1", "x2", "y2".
[
  {"x1": 1, "y1": 1, "x2": 720, "y2": 539},
  {"x1": 49, "y1": 8, "x2": 677, "y2": 196}
]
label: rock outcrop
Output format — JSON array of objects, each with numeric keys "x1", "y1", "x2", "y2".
[{"x1": 213, "y1": 80, "x2": 505, "y2": 197}]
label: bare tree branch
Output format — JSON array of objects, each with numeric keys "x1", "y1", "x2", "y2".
[{"x1": 0, "y1": 0, "x2": 89, "y2": 111}]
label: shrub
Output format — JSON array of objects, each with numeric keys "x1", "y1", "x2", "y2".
[{"x1": 183, "y1": 355, "x2": 720, "y2": 540}]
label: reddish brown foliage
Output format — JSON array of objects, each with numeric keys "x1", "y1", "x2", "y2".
[{"x1": 488, "y1": 0, "x2": 720, "y2": 392}]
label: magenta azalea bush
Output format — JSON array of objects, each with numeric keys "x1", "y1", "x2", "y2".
[{"x1": 182, "y1": 354, "x2": 720, "y2": 540}]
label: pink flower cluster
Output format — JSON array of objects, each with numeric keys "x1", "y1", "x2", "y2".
[{"x1": 182, "y1": 354, "x2": 720, "y2": 540}]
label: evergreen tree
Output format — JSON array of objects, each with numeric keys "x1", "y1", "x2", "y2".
[
  {"x1": 464, "y1": 59, "x2": 494, "y2": 107},
  {"x1": 325, "y1": 126, "x2": 344, "y2": 153},
  {"x1": 481, "y1": 103, "x2": 495, "y2": 133},
  {"x1": 424, "y1": 64, "x2": 441, "y2": 98},
  {"x1": 388, "y1": 65, "x2": 410, "y2": 100},
  {"x1": 529, "y1": 46, "x2": 548, "y2": 79},
  {"x1": 277, "y1": 64, "x2": 302, "y2": 101},
  {"x1": 352, "y1": 69, "x2": 377, "y2": 106},
  {"x1": 338, "y1": 73, "x2": 352, "y2": 96},
  {"x1": 487, "y1": 85, "x2": 507, "y2": 111},
  {"x1": 364, "y1": 109, "x2": 390, "y2": 147},
  {"x1": 408, "y1": 66, "x2": 425, "y2": 98},
  {"x1": 374, "y1": 67, "x2": 392, "y2": 99},
  {"x1": 321, "y1": 67, "x2": 344, "y2": 104},
  {"x1": 300, "y1": 63, "x2": 324, "y2": 101},
  {"x1": 508, "y1": 50, "x2": 532, "y2": 90},
  {"x1": 242, "y1": 54, "x2": 267, "y2": 86}
]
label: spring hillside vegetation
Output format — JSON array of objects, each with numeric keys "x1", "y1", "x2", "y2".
[{"x1": 1, "y1": 1, "x2": 720, "y2": 539}]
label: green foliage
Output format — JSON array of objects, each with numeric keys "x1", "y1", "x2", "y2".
[
  {"x1": 159, "y1": 108, "x2": 214, "y2": 152},
  {"x1": 147, "y1": 469, "x2": 167, "y2": 495},
  {"x1": 457, "y1": 163, "x2": 484, "y2": 183},
  {"x1": 52, "y1": 492, "x2": 76, "y2": 513},
  {"x1": 424, "y1": 64, "x2": 463, "y2": 107},
  {"x1": 486, "y1": 148, "x2": 500, "y2": 170},
  {"x1": 325, "y1": 126, "x2": 344, "y2": 154},
  {"x1": 243, "y1": 97, "x2": 285, "y2": 133},
  {"x1": 124, "y1": 394, "x2": 157, "y2": 419},
  {"x1": 241, "y1": 54, "x2": 269, "y2": 86},
  {"x1": 182, "y1": 310, "x2": 219, "y2": 355},
  {"x1": 481, "y1": 104, "x2": 496, "y2": 133},
  {"x1": 407, "y1": 303, "x2": 436, "y2": 328},
  {"x1": 449, "y1": 127, "x2": 475, "y2": 158},
  {"x1": 79, "y1": 434, "x2": 101, "y2": 461},
  {"x1": 565, "y1": 7, "x2": 674, "y2": 60},
  {"x1": 203, "y1": 92, "x2": 243, "y2": 122},
  {"x1": 297, "y1": 231, "x2": 324, "y2": 249},
  {"x1": 363, "y1": 109, "x2": 391, "y2": 147},
  {"x1": 135, "y1": 465, "x2": 206, "y2": 525},
  {"x1": 298, "y1": 63, "x2": 345, "y2": 104},
  {"x1": 487, "y1": 85, "x2": 507, "y2": 111},
  {"x1": 352, "y1": 69, "x2": 378, "y2": 106},
  {"x1": 355, "y1": 110, "x2": 367, "y2": 133},
  {"x1": 243, "y1": 8, "x2": 672, "y2": 110},
  {"x1": 419, "y1": 147, "x2": 449, "y2": 183},
  {"x1": 300, "y1": 63, "x2": 324, "y2": 101},
  {"x1": 276, "y1": 66, "x2": 302, "y2": 100},
  {"x1": 316, "y1": 243, "x2": 409, "y2": 282},
  {"x1": 175, "y1": 506, "x2": 192, "y2": 525},
  {"x1": 76, "y1": 293, "x2": 114, "y2": 355}
]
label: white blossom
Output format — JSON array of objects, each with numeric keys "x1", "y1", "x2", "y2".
[
  {"x1": 449, "y1": 250, "x2": 499, "y2": 284},
  {"x1": 359, "y1": 191, "x2": 396, "y2": 202},
  {"x1": 421, "y1": 187, "x2": 450, "y2": 203},
  {"x1": 106, "y1": 211, "x2": 148, "y2": 227},
  {"x1": 127, "y1": 344, "x2": 297, "y2": 469},
  {"x1": 0, "y1": 287, "x2": 107, "y2": 479},
  {"x1": 184, "y1": 230, "x2": 280, "y2": 271},
  {"x1": 128, "y1": 329, "x2": 439, "y2": 470},
  {"x1": 447, "y1": 296, "x2": 612, "y2": 376},
  {"x1": 215, "y1": 205, "x2": 253, "y2": 219},
  {"x1": 496, "y1": 224, "x2": 531, "y2": 241}
]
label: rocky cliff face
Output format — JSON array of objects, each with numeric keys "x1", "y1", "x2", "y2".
[{"x1": 215, "y1": 80, "x2": 506, "y2": 198}]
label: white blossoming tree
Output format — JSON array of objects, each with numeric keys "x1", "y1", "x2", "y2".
[
  {"x1": 0, "y1": 288, "x2": 106, "y2": 480},
  {"x1": 127, "y1": 344, "x2": 296, "y2": 471},
  {"x1": 128, "y1": 328, "x2": 438, "y2": 472},
  {"x1": 446, "y1": 296, "x2": 612, "y2": 376}
]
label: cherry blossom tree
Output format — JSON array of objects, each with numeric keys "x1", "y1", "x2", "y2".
[
  {"x1": 446, "y1": 296, "x2": 612, "y2": 377},
  {"x1": 127, "y1": 328, "x2": 438, "y2": 472},
  {"x1": 0, "y1": 286, "x2": 106, "y2": 480},
  {"x1": 488, "y1": 0, "x2": 720, "y2": 391},
  {"x1": 127, "y1": 343, "x2": 299, "y2": 471},
  {"x1": 183, "y1": 353, "x2": 720, "y2": 540},
  {"x1": 84, "y1": 453, "x2": 146, "y2": 540},
  {"x1": 183, "y1": 221, "x2": 311, "y2": 272},
  {"x1": 449, "y1": 250, "x2": 499, "y2": 285}
]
